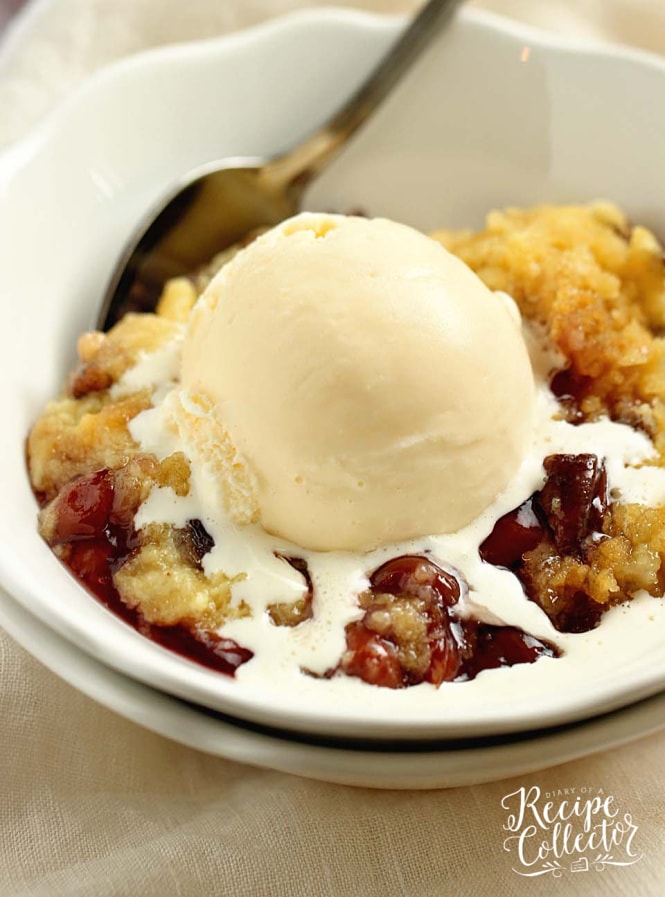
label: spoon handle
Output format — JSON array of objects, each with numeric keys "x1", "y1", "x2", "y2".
[{"x1": 266, "y1": 0, "x2": 462, "y2": 190}]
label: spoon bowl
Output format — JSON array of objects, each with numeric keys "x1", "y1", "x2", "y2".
[
  {"x1": 98, "y1": 0, "x2": 461, "y2": 329},
  {"x1": 98, "y1": 157, "x2": 298, "y2": 325}
]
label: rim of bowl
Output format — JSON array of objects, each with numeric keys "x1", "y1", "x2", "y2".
[{"x1": 2, "y1": 5, "x2": 665, "y2": 741}]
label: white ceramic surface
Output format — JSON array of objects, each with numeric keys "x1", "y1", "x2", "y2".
[
  {"x1": 2, "y1": 583, "x2": 663, "y2": 790},
  {"x1": 1, "y1": 7, "x2": 665, "y2": 740}
]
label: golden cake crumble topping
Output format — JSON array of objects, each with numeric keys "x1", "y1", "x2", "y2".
[{"x1": 432, "y1": 202, "x2": 665, "y2": 441}]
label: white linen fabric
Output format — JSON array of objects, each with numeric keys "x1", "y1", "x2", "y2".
[{"x1": 1, "y1": 1, "x2": 664, "y2": 895}]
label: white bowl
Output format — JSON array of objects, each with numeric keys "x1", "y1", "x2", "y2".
[
  {"x1": 2, "y1": 583, "x2": 663, "y2": 789},
  {"x1": 1, "y1": 7, "x2": 665, "y2": 741}
]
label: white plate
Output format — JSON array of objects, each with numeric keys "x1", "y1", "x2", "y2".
[
  {"x1": 1, "y1": 7, "x2": 665, "y2": 740},
  {"x1": 2, "y1": 583, "x2": 664, "y2": 790}
]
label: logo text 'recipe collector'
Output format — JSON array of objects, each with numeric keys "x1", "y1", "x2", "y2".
[{"x1": 501, "y1": 785, "x2": 643, "y2": 877}]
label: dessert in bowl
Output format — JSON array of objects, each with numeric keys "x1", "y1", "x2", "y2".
[{"x1": 2, "y1": 7, "x2": 665, "y2": 740}]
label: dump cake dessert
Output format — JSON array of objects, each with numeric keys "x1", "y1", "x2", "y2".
[{"x1": 27, "y1": 204, "x2": 665, "y2": 691}]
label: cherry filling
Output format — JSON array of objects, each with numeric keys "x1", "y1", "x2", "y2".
[
  {"x1": 40, "y1": 460, "x2": 581, "y2": 688},
  {"x1": 335, "y1": 556, "x2": 558, "y2": 689},
  {"x1": 549, "y1": 369, "x2": 591, "y2": 424},
  {"x1": 478, "y1": 496, "x2": 545, "y2": 570},
  {"x1": 43, "y1": 469, "x2": 252, "y2": 676},
  {"x1": 480, "y1": 453, "x2": 609, "y2": 633},
  {"x1": 539, "y1": 454, "x2": 608, "y2": 553}
]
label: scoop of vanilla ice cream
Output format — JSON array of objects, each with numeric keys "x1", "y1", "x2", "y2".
[{"x1": 180, "y1": 213, "x2": 535, "y2": 551}]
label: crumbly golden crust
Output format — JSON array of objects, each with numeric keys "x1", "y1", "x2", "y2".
[
  {"x1": 113, "y1": 522, "x2": 244, "y2": 629},
  {"x1": 432, "y1": 203, "x2": 665, "y2": 447},
  {"x1": 28, "y1": 391, "x2": 151, "y2": 504}
]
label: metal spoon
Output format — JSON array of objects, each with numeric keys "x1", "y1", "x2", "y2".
[{"x1": 99, "y1": 0, "x2": 461, "y2": 330}]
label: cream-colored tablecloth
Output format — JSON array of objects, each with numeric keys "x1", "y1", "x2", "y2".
[{"x1": 1, "y1": 2, "x2": 664, "y2": 895}]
